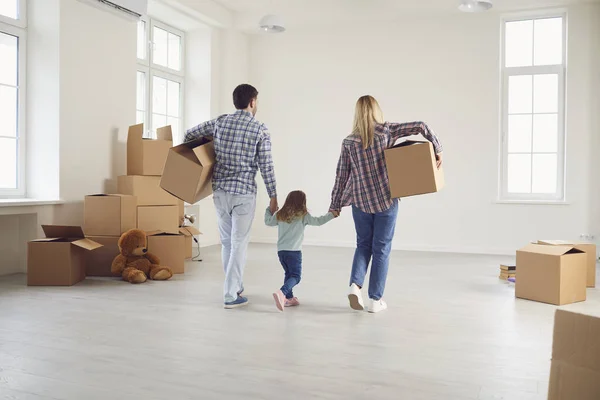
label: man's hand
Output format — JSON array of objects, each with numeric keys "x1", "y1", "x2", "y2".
[
  {"x1": 329, "y1": 209, "x2": 340, "y2": 218},
  {"x1": 269, "y1": 197, "x2": 279, "y2": 214},
  {"x1": 436, "y1": 153, "x2": 443, "y2": 170}
]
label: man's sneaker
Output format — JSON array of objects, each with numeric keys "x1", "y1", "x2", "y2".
[
  {"x1": 348, "y1": 283, "x2": 364, "y2": 311},
  {"x1": 367, "y1": 299, "x2": 388, "y2": 313},
  {"x1": 285, "y1": 297, "x2": 300, "y2": 307},
  {"x1": 224, "y1": 296, "x2": 249, "y2": 309},
  {"x1": 273, "y1": 290, "x2": 285, "y2": 312}
]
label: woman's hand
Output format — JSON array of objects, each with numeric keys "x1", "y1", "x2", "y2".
[
  {"x1": 436, "y1": 153, "x2": 443, "y2": 169},
  {"x1": 329, "y1": 209, "x2": 340, "y2": 218}
]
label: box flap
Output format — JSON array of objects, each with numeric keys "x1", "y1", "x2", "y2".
[
  {"x1": 179, "y1": 226, "x2": 201, "y2": 236},
  {"x1": 42, "y1": 225, "x2": 85, "y2": 239},
  {"x1": 85, "y1": 193, "x2": 132, "y2": 199},
  {"x1": 156, "y1": 125, "x2": 173, "y2": 141},
  {"x1": 30, "y1": 238, "x2": 63, "y2": 243},
  {"x1": 128, "y1": 123, "x2": 144, "y2": 141},
  {"x1": 518, "y1": 243, "x2": 580, "y2": 256},
  {"x1": 71, "y1": 238, "x2": 103, "y2": 251},
  {"x1": 192, "y1": 140, "x2": 216, "y2": 166},
  {"x1": 146, "y1": 230, "x2": 181, "y2": 237}
]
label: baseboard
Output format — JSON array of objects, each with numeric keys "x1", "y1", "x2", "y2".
[{"x1": 249, "y1": 236, "x2": 514, "y2": 256}]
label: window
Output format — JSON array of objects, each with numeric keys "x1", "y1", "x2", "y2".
[
  {"x1": 136, "y1": 18, "x2": 184, "y2": 141},
  {"x1": 0, "y1": 0, "x2": 26, "y2": 197},
  {"x1": 500, "y1": 15, "x2": 566, "y2": 201}
]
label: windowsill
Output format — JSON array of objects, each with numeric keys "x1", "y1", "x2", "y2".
[
  {"x1": 0, "y1": 198, "x2": 65, "y2": 207},
  {"x1": 495, "y1": 199, "x2": 570, "y2": 206}
]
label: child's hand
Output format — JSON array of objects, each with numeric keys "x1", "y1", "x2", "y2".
[{"x1": 329, "y1": 209, "x2": 340, "y2": 218}]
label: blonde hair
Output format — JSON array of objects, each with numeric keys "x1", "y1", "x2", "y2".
[{"x1": 353, "y1": 95, "x2": 384, "y2": 149}]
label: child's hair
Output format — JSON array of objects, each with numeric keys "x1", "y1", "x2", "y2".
[{"x1": 276, "y1": 191, "x2": 308, "y2": 223}]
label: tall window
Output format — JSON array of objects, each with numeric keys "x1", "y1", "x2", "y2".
[
  {"x1": 0, "y1": 0, "x2": 26, "y2": 197},
  {"x1": 500, "y1": 15, "x2": 566, "y2": 202},
  {"x1": 136, "y1": 18, "x2": 184, "y2": 141}
]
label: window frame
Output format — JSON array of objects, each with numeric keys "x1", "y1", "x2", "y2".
[
  {"x1": 499, "y1": 12, "x2": 567, "y2": 203},
  {"x1": 0, "y1": 1, "x2": 27, "y2": 198},
  {"x1": 137, "y1": 17, "x2": 185, "y2": 142}
]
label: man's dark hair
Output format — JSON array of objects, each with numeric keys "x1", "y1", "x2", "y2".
[{"x1": 233, "y1": 84, "x2": 258, "y2": 110}]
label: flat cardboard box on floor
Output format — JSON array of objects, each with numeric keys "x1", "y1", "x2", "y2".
[
  {"x1": 137, "y1": 205, "x2": 179, "y2": 234},
  {"x1": 538, "y1": 240, "x2": 597, "y2": 288},
  {"x1": 147, "y1": 231, "x2": 185, "y2": 274},
  {"x1": 160, "y1": 138, "x2": 216, "y2": 204},
  {"x1": 85, "y1": 236, "x2": 120, "y2": 277},
  {"x1": 118, "y1": 175, "x2": 179, "y2": 206},
  {"x1": 127, "y1": 124, "x2": 173, "y2": 176},
  {"x1": 548, "y1": 310, "x2": 600, "y2": 400},
  {"x1": 179, "y1": 226, "x2": 202, "y2": 259},
  {"x1": 384, "y1": 140, "x2": 444, "y2": 198},
  {"x1": 84, "y1": 194, "x2": 137, "y2": 237},
  {"x1": 516, "y1": 243, "x2": 587, "y2": 306},
  {"x1": 28, "y1": 226, "x2": 103, "y2": 286}
]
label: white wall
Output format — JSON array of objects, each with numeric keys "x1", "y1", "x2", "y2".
[
  {"x1": 0, "y1": 0, "x2": 136, "y2": 275},
  {"x1": 248, "y1": 4, "x2": 600, "y2": 255}
]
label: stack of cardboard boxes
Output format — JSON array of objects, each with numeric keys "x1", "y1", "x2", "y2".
[{"x1": 27, "y1": 124, "x2": 204, "y2": 286}]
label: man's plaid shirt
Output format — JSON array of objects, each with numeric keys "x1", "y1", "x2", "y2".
[{"x1": 185, "y1": 110, "x2": 277, "y2": 198}]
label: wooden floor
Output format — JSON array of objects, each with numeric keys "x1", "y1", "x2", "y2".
[{"x1": 1, "y1": 244, "x2": 599, "y2": 400}]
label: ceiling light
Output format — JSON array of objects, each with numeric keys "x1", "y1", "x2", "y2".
[
  {"x1": 259, "y1": 14, "x2": 286, "y2": 33},
  {"x1": 458, "y1": 0, "x2": 493, "y2": 12}
]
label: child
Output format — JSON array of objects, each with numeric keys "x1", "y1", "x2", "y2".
[{"x1": 265, "y1": 190, "x2": 336, "y2": 312}]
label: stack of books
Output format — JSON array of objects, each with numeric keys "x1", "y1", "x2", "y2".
[{"x1": 500, "y1": 264, "x2": 516, "y2": 281}]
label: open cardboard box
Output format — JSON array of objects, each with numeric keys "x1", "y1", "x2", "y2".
[
  {"x1": 384, "y1": 140, "x2": 444, "y2": 198},
  {"x1": 84, "y1": 194, "x2": 137, "y2": 237},
  {"x1": 85, "y1": 236, "x2": 120, "y2": 277},
  {"x1": 538, "y1": 240, "x2": 597, "y2": 288},
  {"x1": 548, "y1": 310, "x2": 600, "y2": 399},
  {"x1": 127, "y1": 124, "x2": 173, "y2": 176},
  {"x1": 516, "y1": 243, "x2": 587, "y2": 305},
  {"x1": 160, "y1": 138, "x2": 216, "y2": 204},
  {"x1": 28, "y1": 226, "x2": 103, "y2": 286},
  {"x1": 147, "y1": 231, "x2": 186, "y2": 274}
]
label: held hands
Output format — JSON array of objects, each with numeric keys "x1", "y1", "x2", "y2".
[
  {"x1": 269, "y1": 197, "x2": 279, "y2": 214},
  {"x1": 329, "y1": 209, "x2": 340, "y2": 218},
  {"x1": 436, "y1": 153, "x2": 443, "y2": 170}
]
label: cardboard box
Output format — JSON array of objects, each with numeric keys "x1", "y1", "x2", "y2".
[
  {"x1": 137, "y1": 205, "x2": 179, "y2": 234},
  {"x1": 85, "y1": 236, "x2": 120, "y2": 277},
  {"x1": 84, "y1": 194, "x2": 137, "y2": 237},
  {"x1": 28, "y1": 226, "x2": 103, "y2": 286},
  {"x1": 179, "y1": 226, "x2": 202, "y2": 259},
  {"x1": 548, "y1": 310, "x2": 600, "y2": 400},
  {"x1": 127, "y1": 124, "x2": 173, "y2": 176},
  {"x1": 384, "y1": 140, "x2": 444, "y2": 198},
  {"x1": 178, "y1": 200, "x2": 185, "y2": 226},
  {"x1": 160, "y1": 138, "x2": 216, "y2": 204},
  {"x1": 118, "y1": 175, "x2": 179, "y2": 206},
  {"x1": 538, "y1": 240, "x2": 597, "y2": 288},
  {"x1": 147, "y1": 232, "x2": 185, "y2": 274},
  {"x1": 516, "y1": 243, "x2": 587, "y2": 305}
]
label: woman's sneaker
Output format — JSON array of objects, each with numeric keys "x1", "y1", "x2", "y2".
[
  {"x1": 224, "y1": 296, "x2": 248, "y2": 309},
  {"x1": 348, "y1": 283, "x2": 364, "y2": 311},
  {"x1": 285, "y1": 297, "x2": 300, "y2": 307},
  {"x1": 273, "y1": 290, "x2": 285, "y2": 312},
  {"x1": 368, "y1": 299, "x2": 388, "y2": 313}
]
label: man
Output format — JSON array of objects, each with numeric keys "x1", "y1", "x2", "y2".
[{"x1": 185, "y1": 84, "x2": 278, "y2": 309}]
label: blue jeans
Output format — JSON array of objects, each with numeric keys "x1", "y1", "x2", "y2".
[
  {"x1": 213, "y1": 191, "x2": 257, "y2": 303},
  {"x1": 278, "y1": 251, "x2": 302, "y2": 299},
  {"x1": 350, "y1": 200, "x2": 399, "y2": 300}
]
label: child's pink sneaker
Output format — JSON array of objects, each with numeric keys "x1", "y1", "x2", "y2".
[
  {"x1": 273, "y1": 290, "x2": 285, "y2": 312},
  {"x1": 285, "y1": 297, "x2": 300, "y2": 307}
]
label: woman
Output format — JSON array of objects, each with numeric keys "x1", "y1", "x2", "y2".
[{"x1": 329, "y1": 96, "x2": 443, "y2": 313}]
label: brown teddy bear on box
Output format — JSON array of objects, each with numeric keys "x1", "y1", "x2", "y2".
[{"x1": 111, "y1": 229, "x2": 173, "y2": 284}]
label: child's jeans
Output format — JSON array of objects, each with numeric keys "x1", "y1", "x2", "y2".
[{"x1": 278, "y1": 251, "x2": 302, "y2": 299}]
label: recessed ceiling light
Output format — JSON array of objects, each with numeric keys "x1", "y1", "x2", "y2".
[
  {"x1": 259, "y1": 14, "x2": 286, "y2": 33},
  {"x1": 458, "y1": 0, "x2": 493, "y2": 12}
]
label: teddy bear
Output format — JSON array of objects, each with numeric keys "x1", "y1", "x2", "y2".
[{"x1": 111, "y1": 229, "x2": 173, "y2": 284}]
